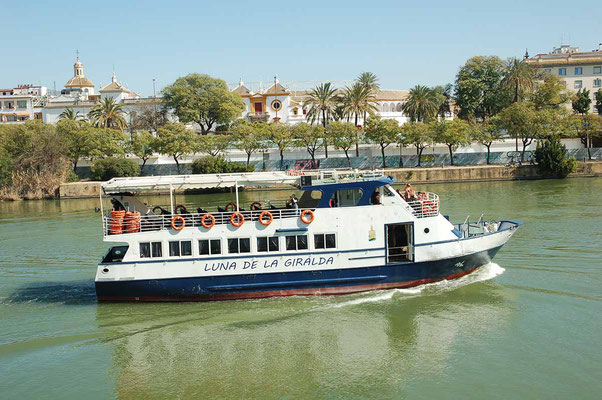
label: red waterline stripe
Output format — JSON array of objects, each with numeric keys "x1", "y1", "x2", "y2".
[{"x1": 97, "y1": 267, "x2": 479, "y2": 303}]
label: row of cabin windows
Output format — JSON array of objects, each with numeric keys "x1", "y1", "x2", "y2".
[{"x1": 139, "y1": 234, "x2": 337, "y2": 258}]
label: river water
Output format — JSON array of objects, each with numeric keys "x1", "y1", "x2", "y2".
[{"x1": 0, "y1": 178, "x2": 600, "y2": 399}]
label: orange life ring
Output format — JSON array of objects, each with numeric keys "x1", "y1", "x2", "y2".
[
  {"x1": 225, "y1": 202, "x2": 237, "y2": 212},
  {"x1": 201, "y1": 214, "x2": 215, "y2": 229},
  {"x1": 171, "y1": 215, "x2": 185, "y2": 231},
  {"x1": 250, "y1": 201, "x2": 263, "y2": 210},
  {"x1": 422, "y1": 200, "x2": 437, "y2": 214},
  {"x1": 258, "y1": 211, "x2": 273, "y2": 226},
  {"x1": 300, "y1": 209, "x2": 314, "y2": 224},
  {"x1": 230, "y1": 212, "x2": 244, "y2": 227}
]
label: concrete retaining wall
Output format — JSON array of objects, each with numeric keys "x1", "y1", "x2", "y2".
[{"x1": 59, "y1": 181, "x2": 101, "y2": 199}]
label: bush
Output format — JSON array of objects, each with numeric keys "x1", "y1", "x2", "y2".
[
  {"x1": 66, "y1": 170, "x2": 79, "y2": 182},
  {"x1": 534, "y1": 136, "x2": 577, "y2": 178},
  {"x1": 91, "y1": 157, "x2": 140, "y2": 181},
  {"x1": 191, "y1": 156, "x2": 254, "y2": 174}
]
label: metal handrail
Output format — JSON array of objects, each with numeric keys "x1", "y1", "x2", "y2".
[
  {"x1": 405, "y1": 192, "x2": 440, "y2": 218},
  {"x1": 103, "y1": 208, "x2": 308, "y2": 236}
]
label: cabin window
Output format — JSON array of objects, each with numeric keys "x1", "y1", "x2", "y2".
[
  {"x1": 285, "y1": 235, "x2": 308, "y2": 251},
  {"x1": 169, "y1": 240, "x2": 192, "y2": 257},
  {"x1": 299, "y1": 190, "x2": 322, "y2": 208},
  {"x1": 199, "y1": 239, "x2": 221, "y2": 255},
  {"x1": 140, "y1": 242, "x2": 162, "y2": 258},
  {"x1": 257, "y1": 236, "x2": 279, "y2": 252},
  {"x1": 330, "y1": 189, "x2": 363, "y2": 207},
  {"x1": 314, "y1": 233, "x2": 336, "y2": 249},
  {"x1": 383, "y1": 186, "x2": 395, "y2": 197},
  {"x1": 228, "y1": 238, "x2": 250, "y2": 254}
]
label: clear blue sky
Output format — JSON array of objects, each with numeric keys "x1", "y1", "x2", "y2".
[{"x1": 2, "y1": 0, "x2": 601, "y2": 96}]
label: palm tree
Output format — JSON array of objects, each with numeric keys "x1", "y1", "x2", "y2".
[
  {"x1": 356, "y1": 72, "x2": 380, "y2": 126},
  {"x1": 502, "y1": 58, "x2": 535, "y2": 103},
  {"x1": 89, "y1": 97, "x2": 128, "y2": 131},
  {"x1": 303, "y1": 82, "x2": 338, "y2": 128},
  {"x1": 432, "y1": 84, "x2": 453, "y2": 118},
  {"x1": 402, "y1": 85, "x2": 441, "y2": 122},
  {"x1": 344, "y1": 83, "x2": 378, "y2": 156},
  {"x1": 59, "y1": 107, "x2": 85, "y2": 121}
]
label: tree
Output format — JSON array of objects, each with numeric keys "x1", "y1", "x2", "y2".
[
  {"x1": 401, "y1": 122, "x2": 433, "y2": 167},
  {"x1": 356, "y1": 72, "x2": 380, "y2": 128},
  {"x1": 534, "y1": 136, "x2": 576, "y2": 177},
  {"x1": 292, "y1": 122, "x2": 324, "y2": 163},
  {"x1": 197, "y1": 134, "x2": 229, "y2": 157},
  {"x1": 267, "y1": 123, "x2": 295, "y2": 170},
  {"x1": 154, "y1": 123, "x2": 196, "y2": 174},
  {"x1": 59, "y1": 107, "x2": 85, "y2": 121},
  {"x1": 531, "y1": 73, "x2": 571, "y2": 110},
  {"x1": 432, "y1": 84, "x2": 453, "y2": 118},
  {"x1": 56, "y1": 120, "x2": 96, "y2": 171},
  {"x1": 129, "y1": 106, "x2": 169, "y2": 132},
  {"x1": 303, "y1": 82, "x2": 338, "y2": 129},
  {"x1": 364, "y1": 116, "x2": 399, "y2": 168},
  {"x1": 502, "y1": 58, "x2": 535, "y2": 103},
  {"x1": 402, "y1": 85, "x2": 441, "y2": 122},
  {"x1": 454, "y1": 56, "x2": 509, "y2": 121},
  {"x1": 329, "y1": 121, "x2": 359, "y2": 168},
  {"x1": 88, "y1": 128, "x2": 128, "y2": 160},
  {"x1": 90, "y1": 157, "x2": 139, "y2": 181},
  {"x1": 572, "y1": 88, "x2": 592, "y2": 115},
  {"x1": 595, "y1": 89, "x2": 602, "y2": 116},
  {"x1": 565, "y1": 113, "x2": 602, "y2": 160},
  {"x1": 230, "y1": 122, "x2": 265, "y2": 166},
  {"x1": 343, "y1": 82, "x2": 377, "y2": 156},
  {"x1": 433, "y1": 119, "x2": 471, "y2": 165},
  {"x1": 162, "y1": 74, "x2": 245, "y2": 134},
  {"x1": 88, "y1": 97, "x2": 127, "y2": 131},
  {"x1": 471, "y1": 117, "x2": 504, "y2": 165},
  {"x1": 129, "y1": 130, "x2": 155, "y2": 172}
]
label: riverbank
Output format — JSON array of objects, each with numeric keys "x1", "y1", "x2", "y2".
[{"x1": 57, "y1": 161, "x2": 602, "y2": 198}]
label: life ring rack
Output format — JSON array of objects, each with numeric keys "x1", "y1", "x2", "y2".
[
  {"x1": 258, "y1": 211, "x2": 273, "y2": 226},
  {"x1": 300, "y1": 209, "x2": 314, "y2": 224},
  {"x1": 201, "y1": 214, "x2": 216, "y2": 229},
  {"x1": 171, "y1": 215, "x2": 186, "y2": 231}
]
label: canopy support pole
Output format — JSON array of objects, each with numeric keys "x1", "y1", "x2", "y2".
[
  {"x1": 235, "y1": 182, "x2": 240, "y2": 212},
  {"x1": 169, "y1": 184, "x2": 174, "y2": 215}
]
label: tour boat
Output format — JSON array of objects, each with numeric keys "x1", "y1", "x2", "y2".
[{"x1": 95, "y1": 170, "x2": 521, "y2": 302}]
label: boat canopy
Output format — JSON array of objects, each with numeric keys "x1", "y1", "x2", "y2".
[{"x1": 102, "y1": 172, "x2": 301, "y2": 193}]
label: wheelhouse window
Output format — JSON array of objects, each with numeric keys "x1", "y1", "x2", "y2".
[
  {"x1": 314, "y1": 233, "x2": 336, "y2": 249},
  {"x1": 228, "y1": 238, "x2": 250, "y2": 254},
  {"x1": 169, "y1": 240, "x2": 192, "y2": 257},
  {"x1": 140, "y1": 242, "x2": 162, "y2": 258},
  {"x1": 286, "y1": 235, "x2": 308, "y2": 251},
  {"x1": 199, "y1": 239, "x2": 221, "y2": 255},
  {"x1": 298, "y1": 190, "x2": 322, "y2": 208},
  {"x1": 330, "y1": 188, "x2": 363, "y2": 207},
  {"x1": 257, "y1": 236, "x2": 279, "y2": 252}
]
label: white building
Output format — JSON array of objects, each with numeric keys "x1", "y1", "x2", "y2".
[
  {"x1": 526, "y1": 43, "x2": 602, "y2": 113},
  {"x1": 0, "y1": 84, "x2": 47, "y2": 124}
]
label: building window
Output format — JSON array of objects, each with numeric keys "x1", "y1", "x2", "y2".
[
  {"x1": 594, "y1": 66, "x2": 602, "y2": 75},
  {"x1": 140, "y1": 242, "x2": 162, "y2": 258},
  {"x1": 285, "y1": 235, "x2": 308, "y2": 251},
  {"x1": 544, "y1": 68, "x2": 552, "y2": 73},
  {"x1": 228, "y1": 238, "x2": 250, "y2": 254},
  {"x1": 257, "y1": 236, "x2": 279, "y2": 252},
  {"x1": 199, "y1": 239, "x2": 221, "y2": 255},
  {"x1": 575, "y1": 67, "x2": 583, "y2": 75},
  {"x1": 594, "y1": 79, "x2": 601, "y2": 88},
  {"x1": 575, "y1": 80, "x2": 582, "y2": 89},
  {"x1": 314, "y1": 233, "x2": 336, "y2": 249},
  {"x1": 558, "y1": 68, "x2": 566, "y2": 76},
  {"x1": 17, "y1": 101, "x2": 27, "y2": 109},
  {"x1": 34, "y1": 113, "x2": 42, "y2": 120},
  {"x1": 4, "y1": 101, "x2": 14, "y2": 109},
  {"x1": 271, "y1": 99, "x2": 282, "y2": 111},
  {"x1": 17, "y1": 115, "x2": 28, "y2": 121},
  {"x1": 292, "y1": 107, "x2": 298, "y2": 116},
  {"x1": 169, "y1": 240, "x2": 192, "y2": 257}
]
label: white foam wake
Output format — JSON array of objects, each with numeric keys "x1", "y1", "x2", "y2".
[{"x1": 321, "y1": 263, "x2": 505, "y2": 309}]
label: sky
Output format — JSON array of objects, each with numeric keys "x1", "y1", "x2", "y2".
[{"x1": 2, "y1": 0, "x2": 601, "y2": 96}]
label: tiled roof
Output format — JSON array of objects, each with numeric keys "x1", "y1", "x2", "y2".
[
  {"x1": 65, "y1": 76, "x2": 95, "y2": 88},
  {"x1": 100, "y1": 81, "x2": 138, "y2": 96}
]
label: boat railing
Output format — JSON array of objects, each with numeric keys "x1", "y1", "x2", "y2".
[
  {"x1": 103, "y1": 208, "x2": 308, "y2": 236},
  {"x1": 404, "y1": 192, "x2": 440, "y2": 218}
]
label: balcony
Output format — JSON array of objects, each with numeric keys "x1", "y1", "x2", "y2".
[
  {"x1": 404, "y1": 192, "x2": 440, "y2": 218},
  {"x1": 247, "y1": 112, "x2": 270, "y2": 123}
]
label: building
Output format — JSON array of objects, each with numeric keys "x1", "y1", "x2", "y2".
[
  {"x1": 231, "y1": 77, "x2": 451, "y2": 126},
  {"x1": 526, "y1": 43, "x2": 602, "y2": 113},
  {"x1": 0, "y1": 84, "x2": 47, "y2": 123}
]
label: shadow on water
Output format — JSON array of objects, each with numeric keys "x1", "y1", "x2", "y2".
[{"x1": 5, "y1": 281, "x2": 97, "y2": 305}]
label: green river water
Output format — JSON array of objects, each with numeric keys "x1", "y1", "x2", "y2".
[{"x1": 0, "y1": 178, "x2": 600, "y2": 399}]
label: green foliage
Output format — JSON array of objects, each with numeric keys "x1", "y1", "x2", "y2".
[
  {"x1": 89, "y1": 97, "x2": 127, "y2": 131},
  {"x1": 595, "y1": 89, "x2": 602, "y2": 116},
  {"x1": 565, "y1": 114, "x2": 602, "y2": 160},
  {"x1": 90, "y1": 157, "x2": 139, "y2": 181},
  {"x1": 328, "y1": 121, "x2": 359, "y2": 167},
  {"x1": 266, "y1": 123, "x2": 294, "y2": 170},
  {"x1": 471, "y1": 117, "x2": 504, "y2": 164},
  {"x1": 454, "y1": 56, "x2": 510, "y2": 120},
  {"x1": 130, "y1": 106, "x2": 168, "y2": 132},
  {"x1": 572, "y1": 89, "x2": 592, "y2": 115},
  {"x1": 303, "y1": 82, "x2": 338, "y2": 127},
  {"x1": 402, "y1": 85, "x2": 442, "y2": 122},
  {"x1": 66, "y1": 170, "x2": 79, "y2": 182},
  {"x1": 531, "y1": 73, "x2": 571, "y2": 110},
  {"x1": 433, "y1": 119, "x2": 471, "y2": 165},
  {"x1": 343, "y1": 82, "x2": 378, "y2": 127},
  {"x1": 502, "y1": 58, "x2": 535, "y2": 103},
  {"x1": 401, "y1": 122, "x2": 433, "y2": 166},
  {"x1": 154, "y1": 123, "x2": 196, "y2": 174},
  {"x1": 129, "y1": 130, "x2": 156, "y2": 171},
  {"x1": 534, "y1": 136, "x2": 576, "y2": 177},
  {"x1": 191, "y1": 155, "x2": 254, "y2": 174},
  {"x1": 365, "y1": 116, "x2": 399, "y2": 167},
  {"x1": 0, "y1": 146, "x2": 13, "y2": 187},
  {"x1": 162, "y1": 73, "x2": 245, "y2": 134},
  {"x1": 59, "y1": 107, "x2": 86, "y2": 121},
  {"x1": 292, "y1": 122, "x2": 324, "y2": 161},
  {"x1": 197, "y1": 134, "x2": 230, "y2": 157},
  {"x1": 230, "y1": 121, "x2": 266, "y2": 166}
]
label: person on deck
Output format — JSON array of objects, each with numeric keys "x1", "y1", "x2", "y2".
[{"x1": 287, "y1": 194, "x2": 299, "y2": 214}]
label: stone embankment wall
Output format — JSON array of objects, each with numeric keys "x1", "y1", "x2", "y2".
[{"x1": 58, "y1": 162, "x2": 602, "y2": 199}]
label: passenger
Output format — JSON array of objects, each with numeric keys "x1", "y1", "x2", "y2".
[
  {"x1": 404, "y1": 183, "x2": 416, "y2": 202},
  {"x1": 371, "y1": 191, "x2": 382, "y2": 205},
  {"x1": 287, "y1": 194, "x2": 299, "y2": 209}
]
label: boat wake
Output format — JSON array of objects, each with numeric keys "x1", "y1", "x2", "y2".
[{"x1": 322, "y1": 262, "x2": 505, "y2": 309}]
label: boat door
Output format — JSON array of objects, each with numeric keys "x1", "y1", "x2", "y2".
[{"x1": 386, "y1": 223, "x2": 414, "y2": 263}]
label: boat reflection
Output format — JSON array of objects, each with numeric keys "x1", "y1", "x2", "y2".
[{"x1": 95, "y1": 274, "x2": 513, "y2": 399}]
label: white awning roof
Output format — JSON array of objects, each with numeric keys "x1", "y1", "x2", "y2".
[{"x1": 102, "y1": 172, "x2": 300, "y2": 192}]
